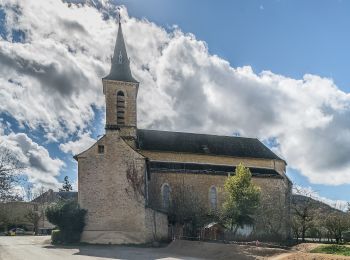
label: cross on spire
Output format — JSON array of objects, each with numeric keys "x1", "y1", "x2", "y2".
[{"x1": 118, "y1": 7, "x2": 121, "y2": 24}]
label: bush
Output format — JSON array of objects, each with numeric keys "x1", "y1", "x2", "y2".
[
  {"x1": 343, "y1": 231, "x2": 350, "y2": 242},
  {"x1": 46, "y1": 200, "x2": 87, "y2": 244},
  {"x1": 51, "y1": 230, "x2": 63, "y2": 244}
]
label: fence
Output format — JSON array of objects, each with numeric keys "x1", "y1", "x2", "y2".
[{"x1": 168, "y1": 224, "x2": 284, "y2": 245}]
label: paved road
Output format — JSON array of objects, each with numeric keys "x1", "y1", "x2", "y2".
[{"x1": 0, "y1": 236, "x2": 201, "y2": 260}]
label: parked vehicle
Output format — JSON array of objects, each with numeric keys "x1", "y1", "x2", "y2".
[{"x1": 7, "y1": 228, "x2": 26, "y2": 236}]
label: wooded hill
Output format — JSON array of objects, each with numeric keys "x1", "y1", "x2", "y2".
[{"x1": 292, "y1": 194, "x2": 344, "y2": 214}]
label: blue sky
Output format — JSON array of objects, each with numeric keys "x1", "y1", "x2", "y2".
[
  {"x1": 0, "y1": 0, "x2": 350, "y2": 208},
  {"x1": 121, "y1": 0, "x2": 350, "y2": 92}
]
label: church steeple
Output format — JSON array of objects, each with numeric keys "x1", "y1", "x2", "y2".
[
  {"x1": 104, "y1": 21, "x2": 137, "y2": 83},
  {"x1": 102, "y1": 17, "x2": 139, "y2": 143}
]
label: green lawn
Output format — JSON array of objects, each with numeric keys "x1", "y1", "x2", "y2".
[{"x1": 311, "y1": 244, "x2": 350, "y2": 256}]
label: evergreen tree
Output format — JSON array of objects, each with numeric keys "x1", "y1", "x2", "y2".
[
  {"x1": 60, "y1": 176, "x2": 72, "y2": 192},
  {"x1": 221, "y1": 163, "x2": 261, "y2": 233}
]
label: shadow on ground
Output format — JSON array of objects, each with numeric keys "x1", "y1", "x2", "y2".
[{"x1": 45, "y1": 240, "x2": 289, "y2": 260}]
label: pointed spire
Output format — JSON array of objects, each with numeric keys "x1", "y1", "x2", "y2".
[{"x1": 104, "y1": 16, "x2": 137, "y2": 83}]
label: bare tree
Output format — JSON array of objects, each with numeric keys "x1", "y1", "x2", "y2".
[
  {"x1": 24, "y1": 210, "x2": 40, "y2": 234},
  {"x1": 291, "y1": 188, "x2": 316, "y2": 242},
  {"x1": 24, "y1": 185, "x2": 48, "y2": 234},
  {"x1": 168, "y1": 183, "x2": 209, "y2": 238},
  {"x1": 0, "y1": 146, "x2": 24, "y2": 202},
  {"x1": 255, "y1": 190, "x2": 289, "y2": 240},
  {"x1": 324, "y1": 213, "x2": 350, "y2": 243}
]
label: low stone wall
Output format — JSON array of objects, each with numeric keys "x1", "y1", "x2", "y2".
[
  {"x1": 81, "y1": 230, "x2": 147, "y2": 244},
  {"x1": 80, "y1": 208, "x2": 168, "y2": 244},
  {"x1": 145, "y1": 208, "x2": 169, "y2": 242}
]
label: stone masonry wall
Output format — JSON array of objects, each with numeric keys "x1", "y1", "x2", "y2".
[
  {"x1": 148, "y1": 171, "x2": 290, "y2": 239},
  {"x1": 139, "y1": 151, "x2": 287, "y2": 177},
  {"x1": 77, "y1": 130, "x2": 168, "y2": 244},
  {"x1": 103, "y1": 79, "x2": 138, "y2": 139}
]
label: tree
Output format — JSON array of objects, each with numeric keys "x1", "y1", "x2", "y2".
[
  {"x1": 24, "y1": 185, "x2": 48, "y2": 234},
  {"x1": 255, "y1": 189, "x2": 289, "y2": 240},
  {"x1": 46, "y1": 200, "x2": 86, "y2": 243},
  {"x1": 168, "y1": 183, "x2": 209, "y2": 237},
  {"x1": 324, "y1": 213, "x2": 350, "y2": 243},
  {"x1": 25, "y1": 209, "x2": 40, "y2": 235},
  {"x1": 306, "y1": 219, "x2": 327, "y2": 242},
  {"x1": 291, "y1": 215, "x2": 301, "y2": 241},
  {"x1": 0, "y1": 146, "x2": 24, "y2": 202},
  {"x1": 60, "y1": 176, "x2": 72, "y2": 192},
  {"x1": 291, "y1": 192, "x2": 316, "y2": 242},
  {"x1": 221, "y1": 163, "x2": 260, "y2": 233},
  {"x1": 0, "y1": 206, "x2": 10, "y2": 232}
]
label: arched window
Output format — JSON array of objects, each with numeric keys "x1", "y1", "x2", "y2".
[
  {"x1": 209, "y1": 186, "x2": 217, "y2": 210},
  {"x1": 116, "y1": 91, "x2": 125, "y2": 125},
  {"x1": 161, "y1": 183, "x2": 171, "y2": 210}
]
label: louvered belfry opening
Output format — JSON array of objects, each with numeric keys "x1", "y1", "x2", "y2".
[{"x1": 117, "y1": 91, "x2": 125, "y2": 125}]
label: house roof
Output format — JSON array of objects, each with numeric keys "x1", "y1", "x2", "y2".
[
  {"x1": 103, "y1": 22, "x2": 138, "y2": 83},
  {"x1": 148, "y1": 161, "x2": 281, "y2": 177},
  {"x1": 137, "y1": 129, "x2": 282, "y2": 161}
]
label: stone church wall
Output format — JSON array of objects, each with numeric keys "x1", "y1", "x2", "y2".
[
  {"x1": 140, "y1": 150, "x2": 287, "y2": 177},
  {"x1": 77, "y1": 131, "x2": 168, "y2": 244},
  {"x1": 148, "y1": 170, "x2": 291, "y2": 240}
]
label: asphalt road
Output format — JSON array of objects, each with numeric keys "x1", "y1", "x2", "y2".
[{"x1": 0, "y1": 236, "x2": 201, "y2": 260}]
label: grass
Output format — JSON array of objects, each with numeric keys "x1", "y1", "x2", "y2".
[{"x1": 310, "y1": 244, "x2": 350, "y2": 256}]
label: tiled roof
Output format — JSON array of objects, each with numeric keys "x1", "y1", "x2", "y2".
[{"x1": 137, "y1": 129, "x2": 282, "y2": 160}]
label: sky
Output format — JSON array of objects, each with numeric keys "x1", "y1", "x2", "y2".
[{"x1": 0, "y1": 0, "x2": 350, "y2": 209}]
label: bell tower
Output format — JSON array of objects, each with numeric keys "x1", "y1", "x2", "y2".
[{"x1": 102, "y1": 19, "x2": 139, "y2": 141}]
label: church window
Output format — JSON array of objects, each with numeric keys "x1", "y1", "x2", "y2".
[
  {"x1": 209, "y1": 186, "x2": 217, "y2": 210},
  {"x1": 117, "y1": 91, "x2": 125, "y2": 125},
  {"x1": 162, "y1": 183, "x2": 171, "y2": 210},
  {"x1": 98, "y1": 145, "x2": 104, "y2": 154}
]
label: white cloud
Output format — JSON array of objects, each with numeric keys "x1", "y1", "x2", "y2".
[
  {"x1": 0, "y1": 132, "x2": 64, "y2": 190},
  {"x1": 59, "y1": 132, "x2": 96, "y2": 155},
  {"x1": 1, "y1": 1, "x2": 350, "y2": 186}
]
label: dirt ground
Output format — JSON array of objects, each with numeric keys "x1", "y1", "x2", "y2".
[
  {"x1": 1, "y1": 236, "x2": 350, "y2": 260},
  {"x1": 168, "y1": 240, "x2": 350, "y2": 260}
]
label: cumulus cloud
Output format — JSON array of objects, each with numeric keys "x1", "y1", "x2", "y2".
[
  {"x1": 0, "y1": 132, "x2": 64, "y2": 190},
  {"x1": 0, "y1": 0, "x2": 109, "y2": 138},
  {"x1": 59, "y1": 131, "x2": 96, "y2": 155},
  {"x1": 1, "y1": 0, "x2": 350, "y2": 186}
]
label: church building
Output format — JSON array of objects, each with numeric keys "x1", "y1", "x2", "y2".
[{"x1": 75, "y1": 20, "x2": 292, "y2": 244}]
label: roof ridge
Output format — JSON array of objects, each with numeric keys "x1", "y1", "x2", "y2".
[{"x1": 138, "y1": 128, "x2": 258, "y2": 140}]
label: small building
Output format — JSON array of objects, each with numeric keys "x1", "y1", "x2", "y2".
[
  {"x1": 0, "y1": 189, "x2": 77, "y2": 233},
  {"x1": 203, "y1": 222, "x2": 225, "y2": 241}
]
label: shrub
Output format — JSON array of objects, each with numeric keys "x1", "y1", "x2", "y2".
[
  {"x1": 311, "y1": 245, "x2": 350, "y2": 256},
  {"x1": 343, "y1": 231, "x2": 350, "y2": 242},
  {"x1": 51, "y1": 230, "x2": 63, "y2": 244},
  {"x1": 46, "y1": 200, "x2": 87, "y2": 243}
]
